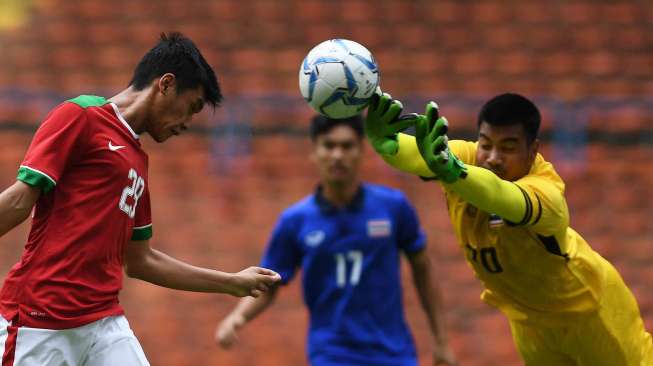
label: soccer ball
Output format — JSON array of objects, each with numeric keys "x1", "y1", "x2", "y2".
[{"x1": 299, "y1": 39, "x2": 379, "y2": 119}]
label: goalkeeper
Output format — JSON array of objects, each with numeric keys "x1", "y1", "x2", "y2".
[{"x1": 365, "y1": 91, "x2": 653, "y2": 365}]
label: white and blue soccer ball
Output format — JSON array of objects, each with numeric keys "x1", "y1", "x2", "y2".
[{"x1": 299, "y1": 39, "x2": 379, "y2": 119}]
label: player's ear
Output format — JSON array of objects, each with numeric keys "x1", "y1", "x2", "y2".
[
  {"x1": 357, "y1": 136, "x2": 365, "y2": 151},
  {"x1": 158, "y1": 73, "x2": 177, "y2": 95},
  {"x1": 309, "y1": 144, "x2": 318, "y2": 162},
  {"x1": 528, "y1": 138, "x2": 539, "y2": 162}
]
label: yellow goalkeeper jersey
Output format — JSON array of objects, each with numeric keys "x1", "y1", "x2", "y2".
[{"x1": 447, "y1": 140, "x2": 610, "y2": 325}]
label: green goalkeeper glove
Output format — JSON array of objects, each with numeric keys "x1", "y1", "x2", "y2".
[
  {"x1": 364, "y1": 90, "x2": 417, "y2": 156},
  {"x1": 415, "y1": 102, "x2": 467, "y2": 183}
]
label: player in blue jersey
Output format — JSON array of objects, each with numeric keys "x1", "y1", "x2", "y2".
[{"x1": 215, "y1": 115, "x2": 457, "y2": 366}]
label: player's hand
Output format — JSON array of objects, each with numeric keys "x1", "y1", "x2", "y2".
[
  {"x1": 433, "y1": 343, "x2": 459, "y2": 366},
  {"x1": 215, "y1": 313, "x2": 246, "y2": 349},
  {"x1": 228, "y1": 266, "x2": 281, "y2": 298},
  {"x1": 364, "y1": 89, "x2": 418, "y2": 156},
  {"x1": 415, "y1": 102, "x2": 467, "y2": 183}
]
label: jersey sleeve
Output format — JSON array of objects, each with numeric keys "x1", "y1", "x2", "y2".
[
  {"x1": 512, "y1": 159, "x2": 569, "y2": 237},
  {"x1": 259, "y1": 212, "x2": 302, "y2": 285},
  {"x1": 396, "y1": 194, "x2": 426, "y2": 254},
  {"x1": 385, "y1": 133, "x2": 435, "y2": 177},
  {"x1": 386, "y1": 136, "x2": 478, "y2": 179},
  {"x1": 17, "y1": 102, "x2": 88, "y2": 193},
  {"x1": 131, "y1": 186, "x2": 153, "y2": 241}
]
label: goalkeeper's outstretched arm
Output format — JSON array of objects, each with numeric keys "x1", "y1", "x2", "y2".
[
  {"x1": 446, "y1": 165, "x2": 528, "y2": 224},
  {"x1": 388, "y1": 132, "x2": 528, "y2": 224},
  {"x1": 364, "y1": 95, "x2": 529, "y2": 225},
  {"x1": 380, "y1": 133, "x2": 435, "y2": 178}
]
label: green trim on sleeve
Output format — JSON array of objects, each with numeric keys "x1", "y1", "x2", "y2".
[
  {"x1": 131, "y1": 224, "x2": 153, "y2": 241},
  {"x1": 17, "y1": 166, "x2": 56, "y2": 193}
]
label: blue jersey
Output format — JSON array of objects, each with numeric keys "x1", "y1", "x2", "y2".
[{"x1": 261, "y1": 183, "x2": 426, "y2": 366}]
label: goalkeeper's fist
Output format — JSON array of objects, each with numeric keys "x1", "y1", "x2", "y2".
[
  {"x1": 415, "y1": 102, "x2": 467, "y2": 183},
  {"x1": 364, "y1": 89, "x2": 418, "y2": 156}
]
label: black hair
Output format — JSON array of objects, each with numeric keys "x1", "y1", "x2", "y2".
[
  {"x1": 309, "y1": 114, "x2": 364, "y2": 141},
  {"x1": 129, "y1": 32, "x2": 222, "y2": 107},
  {"x1": 477, "y1": 93, "x2": 540, "y2": 144}
]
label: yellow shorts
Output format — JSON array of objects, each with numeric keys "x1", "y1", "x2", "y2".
[{"x1": 509, "y1": 265, "x2": 653, "y2": 366}]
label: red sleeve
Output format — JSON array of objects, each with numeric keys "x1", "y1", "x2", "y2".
[
  {"x1": 17, "y1": 102, "x2": 88, "y2": 193},
  {"x1": 131, "y1": 186, "x2": 152, "y2": 241}
]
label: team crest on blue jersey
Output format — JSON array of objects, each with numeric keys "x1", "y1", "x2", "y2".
[
  {"x1": 367, "y1": 219, "x2": 391, "y2": 238},
  {"x1": 305, "y1": 230, "x2": 325, "y2": 247}
]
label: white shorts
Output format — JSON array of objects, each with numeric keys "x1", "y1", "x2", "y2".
[{"x1": 0, "y1": 315, "x2": 149, "y2": 366}]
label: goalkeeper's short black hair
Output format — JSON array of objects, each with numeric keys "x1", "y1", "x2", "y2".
[
  {"x1": 129, "y1": 32, "x2": 222, "y2": 107},
  {"x1": 477, "y1": 93, "x2": 541, "y2": 145},
  {"x1": 309, "y1": 114, "x2": 364, "y2": 141}
]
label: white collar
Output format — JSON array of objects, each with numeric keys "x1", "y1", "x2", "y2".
[{"x1": 110, "y1": 102, "x2": 139, "y2": 140}]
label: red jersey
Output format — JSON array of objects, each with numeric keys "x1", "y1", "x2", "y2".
[{"x1": 0, "y1": 95, "x2": 152, "y2": 329}]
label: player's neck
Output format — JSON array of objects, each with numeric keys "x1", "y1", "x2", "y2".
[
  {"x1": 108, "y1": 86, "x2": 153, "y2": 135},
  {"x1": 321, "y1": 180, "x2": 360, "y2": 208}
]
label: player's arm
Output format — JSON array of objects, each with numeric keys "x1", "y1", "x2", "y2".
[
  {"x1": 414, "y1": 103, "x2": 528, "y2": 224},
  {"x1": 447, "y1": 165, "x2": 528, "y2": 224},
  {"x1": 215, "y1": 286, "x2": 279, "y2": 349},
  {"x1": 407, "y1": 249, "x2": 458, "y2": 366},
  {"x1": 215, "y1": 211, "x2": 299, "y2": 348},
  {"x1": 385, "y1": 133, "x2": 436, "y2": 177},
  {"x1": 0, "y1": 181, "x2": 40, "y2": 238},
  {"x1": 397, "y1": 196, "x2": 457, "y2": 365},
  {"x1": 1, "y1": 102, "x2": 89, "y2": 238},
  {"x1": 123, "y1": 239, "x2": 281, "y2": 297}
]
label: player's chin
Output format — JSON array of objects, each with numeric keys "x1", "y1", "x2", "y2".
[
  {"x1": 152, "y1": 131, "x2": 175, "y2": 143},
  {"x1": 328, "y1": 166, "x2": 350, "y2": 177},
  {"x1": 326, "y1": 175, "x2": 352, "y2": 186}
]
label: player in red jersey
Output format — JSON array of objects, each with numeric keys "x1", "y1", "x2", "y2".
[{"x1": 0, "y1": 32, "x2": 280, "y2": 365}]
